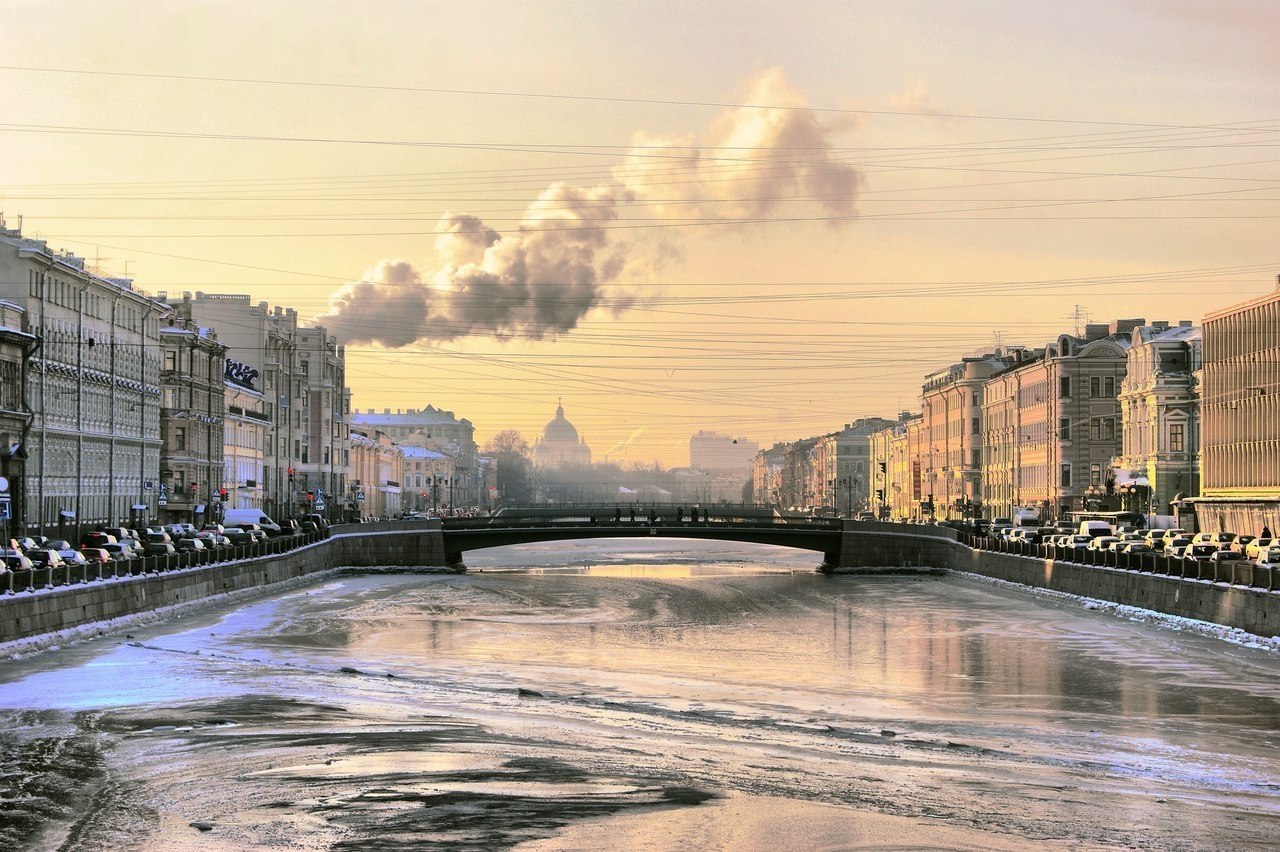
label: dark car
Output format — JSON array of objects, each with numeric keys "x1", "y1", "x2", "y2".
[
  {"x1": 173, "y1": 538, "x2": 206, "y2": 554},
  {"x1": 2, "y1": 550, "x2": 32, "y2": 571},
  {"x1": 237, "y1": 524, "x2": 268, "y2": 543},
  {"x1": 80, "y1": 531, "x2": 118, "y2": 548},
  {"x1": 103, "y1": 542, "x2": 139, "y2": 561},
  {"x1": 221, "y1": 524, "x2": 253, "y2": 544},
  {"x1": 143, "y1": 540, "x2": 177, "y2": 557},
  {"x1": 27, "y1": 549, "x2": 65, "y2": 568}
]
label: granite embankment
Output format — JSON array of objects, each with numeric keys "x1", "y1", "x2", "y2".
[{"x1": 835, "y1": 521, "x2": 1279, "y2": 638}]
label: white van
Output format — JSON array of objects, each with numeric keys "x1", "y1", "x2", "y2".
[
  {"x1": 1079, "y1": 520, "x2": 1114, "y2": 539},
  {"x1": 222, "y1": 509, "x2": 284, "y2": 537},
  {"x1": 1012, "y1": 508, "x2": 1041, "y2": 527}
]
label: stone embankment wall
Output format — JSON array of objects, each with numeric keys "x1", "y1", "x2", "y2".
[
  {"x1": 836, "y1": 522, "x2": 1279, "y2": 638},
  {"x1": 0, "y1": 525, "x2": 450, "y2": 647}
]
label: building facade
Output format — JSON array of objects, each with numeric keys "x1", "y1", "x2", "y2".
[
  {"x1": 981, "y1": 324, "x2": 1138, "y2": 522},
  {"x1": 1193, "y1": 279, "x2": 1280, "y2": 535},
  {"x1": 224, "y1": 383, "x2": 267, "y2": 510},
  {"x1": 751, "y1": 442, "x2": 787, "y2": 508},
  {"x1": 1114, "y1": 322, "x2": 1201, "y2": 524},
  {"x1": 0, "y1": 299, "x2": 35, "y2": 534},
  {"x1": 349, "y1": 429, "x2": 404, "y2": 520},
  {"x1": 295, "y1": 325, "x2": 350, "y2": 520},
  {"x1": 158, "y1": 318, "x2": 227, "y2": 525},
  {"x1": 0, "y1": 226, "x2": 164, "y2": 536},
  {"x1": 351, "y1": 405, "x2": 478, "y2": 509}
]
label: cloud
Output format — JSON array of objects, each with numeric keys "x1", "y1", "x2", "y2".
[
  {"x1": 886, "y1": 79, "x2": 940, "y2": 115},
  {"x1": 319, "y1": 68, "x2": 860, "y2": 347}
]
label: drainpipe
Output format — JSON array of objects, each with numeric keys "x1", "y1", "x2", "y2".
[{"x1": 36, "y1": 254, "x2": 54, "y2": 536}]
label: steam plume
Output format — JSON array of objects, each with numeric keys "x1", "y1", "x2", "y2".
[{"x1": 319, "y1": 68, "x2": 859, "y2": 347}]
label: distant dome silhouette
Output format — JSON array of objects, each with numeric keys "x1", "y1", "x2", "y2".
[{"x1": 533, "y1": 399, "x2": 592, "y2": 468}]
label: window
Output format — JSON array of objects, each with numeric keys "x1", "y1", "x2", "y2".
[
  {"x1": 1104, "y1": 376, "x2": 1115, "y2": 397},
  {"x1": 174, "y1": 426, "x2": 186, "y2": 451},
  {"x1": 1091, "y1": 418, "x2": 1101, "y2": 441},
  {"x1": 1060, "y1": 376, "x2": 1071, "y2": 398},
  {"x1": 1170, "y1": 423, "x2": 1185, "y2": 452},
  {"x1": 971, "y1": 416, "x2": 980, "y2": 435},
  {"x1": 1104, "y1": 417, "x2": 1115, "y2": 441},
  {"x1": 1090, "y1": 376, "x2": 1101, "y2": 397},
  {"x1": 164, "y1": 350, "x2": 177, "y2": 371},
  {"x1": 1059, "y1": 418, "x2": 1071, "y2": 441},
  {"x1": 1090, "y1": 463, "x2": 1101, "y2": 486},
  {"x1": 1060, "y1": 463, "x2": 1072, "y2": 487}
]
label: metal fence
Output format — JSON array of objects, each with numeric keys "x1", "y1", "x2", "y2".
[
  {"x1": 957, "y1": 532, "x2": 1276, "y2": 592},
  {"x1": 1, "y1": 528, "x2": 332, "y2": 596}
]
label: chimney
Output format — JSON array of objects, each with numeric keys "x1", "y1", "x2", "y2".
[
  {"x1": 1084, "y1": 323, "x2": 1108, "y2": 341},
  {"x1": 1109, "y1": 318, "x2": 1144, "y2": 336}
]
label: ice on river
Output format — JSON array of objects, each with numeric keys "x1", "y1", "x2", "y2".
[{"x1": 0, "y1": 538, "x2": 1277, "y2": 850}]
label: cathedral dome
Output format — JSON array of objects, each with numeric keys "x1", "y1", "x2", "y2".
[
  {"x1": 541, "y1": 402, "x2": 580, "y2": 444},
  {"x1": 533, "y1": 400, "x2": 592, "y2": 468}
]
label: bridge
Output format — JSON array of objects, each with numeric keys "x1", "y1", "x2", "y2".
[{"x1": 439, "y1": 505, "x2": 847, "y2": 567}]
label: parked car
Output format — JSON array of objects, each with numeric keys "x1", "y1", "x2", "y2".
[
  {"x1": 143, "y1": 540, "x2": 177, "y2": 557},
  {"x1": 146, "y1": 530, "x2": 173, "y2": 545},
  {"x1": 1159, "y1": 529, "x2": 1188, "y2": 547},
  {"x1": 1118, "y1": 532, "x2": 1146, "y2": 544},
  {"x1": 202, "y1": 523, "x2": 226, "y2": 536},
  {"x1": 1230, "y1": 535, "x2": 1256, "y2": 554},
  {"x1": 14, "y1": 536, "x2": 41, "y2": 552},
  {"x1": 237, "y1": 524, "x2": 268, "y2": 543},
  {"x1": 221, "y1": 527, "x2": 254, "y2": 546},
  {"x1": 27, "y1": 549, "x2": 65, "y2": 568},
  {"x1": 1244, "y1": 537, "x2": 1275, "y2": 560},
  {"x1": 1089, "y1": 536, "x2": 1120, "y2": 551},
  {"x1": 173, "y1": 538, "x2": 206, "y2": 554},
  {"x1": 56, "y1": 548, "x2": 89, "y2": 566},
  {"x1": 44, "y1": 539, "x2": 74, "y2": 552},
  {"x1": 1184, "y1": 543, "x2": 1221, "y2": 562},
  {"x1": 193, "y1": 531, "x2": 224, "y2": 550},
  {"x1": 103, "y1": 542, "x2": 139, "y2": 561},
  {"x1": 1066, "y1": 534, "x2": 1093, "y2": 550},
  {"x1": 3, "y1": 551, "x2": 33, "y2": 571},
  {"x1": 302, "y1": 513, "x2": 329, "y2": 531},
  {"x1": 1119, "y1": 542, "x2": 1154, "y2": 555},
  {"x1": 1164, "y1": 535, "x2": 1194, "y2": 556},
  {"x1": 1193, "y1": 532, "x2": 1236, "y2": 547},
  {"x1": 79, "y1": 547, "x2": 114, "y2": 565},
  {"x1": 1209, "y1": 550, "x2": 1248, "y2": 568},
  {"x1": 80, "y1": 531, "x2": 118, "y2": 549},
  {"x1": 1256, "y1": 548, "x2": 1280, "y2": 571}
]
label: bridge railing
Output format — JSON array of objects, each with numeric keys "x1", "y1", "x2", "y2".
[{"x1": 444, "y1": 513, "x2": 844, "y2": 531}]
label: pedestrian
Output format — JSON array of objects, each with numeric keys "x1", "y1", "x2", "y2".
[
  {"x1": 676, "y1": 507, "x2": 684, "y2": 523},
  {"x1": 614, "y1": 506, "x2": 622, "y2": 523},
  {"x1": 1263, "y1": 524, "x2": 1273, "y2": 539}
]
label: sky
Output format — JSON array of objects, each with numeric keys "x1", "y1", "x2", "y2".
[{"x1": 2, "y1": 0, "x2": 1277, "y2": 467}]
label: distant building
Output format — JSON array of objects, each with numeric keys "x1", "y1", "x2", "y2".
[
  {"x1": 751, "y1": 442, "x2": 787, "y2": 507},
  {"x1": 1114, "y1": 322, "x2": 1201, "y2": 523},
  {"x1": 349, "y1": 429, "x2": 403, "y2": 519},
  {"x1": 224, "y1": 382, "x2": 267, "y2": 510},
  {"x1": 689, "y1": 431, "x2": 758, "y2": 474},
  {"x1": 532, "y1": 400, "x2": 592, "y2": 468},
  {"x1": 158, "y1": 317, "x2": 227, "y2": 525},
  {"x1": 818, "y1": 418, "x2": 897, "y2": 516},
  {"x1": 351, "y1": 405, "x2": 477, "y2": 508},
  {"x1": 981, "y1": 324, "x2": 1140, "y2": 521},
  {"x1": 1192, "y1": 279, "x2": 1280, "y2": 535}
]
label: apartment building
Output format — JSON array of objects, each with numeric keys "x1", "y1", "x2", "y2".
[{"x1": 1193, "y1": 279, "x2": 1280, "y2": 535}]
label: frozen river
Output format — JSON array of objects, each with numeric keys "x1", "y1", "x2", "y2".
[{"x1": 1, "y1": 538, "x2": 1277, "y2": 850}]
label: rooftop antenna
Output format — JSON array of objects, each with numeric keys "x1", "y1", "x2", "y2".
[{"x1": 993, "y1": 329, "x2": 1005, "y2": 352}]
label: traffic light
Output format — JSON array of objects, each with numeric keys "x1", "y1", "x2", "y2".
[
  {"x1": 219, "y1": 488, "x2": 228, "y2": 499},
  {"x1": 288, "y1": 467, "x2": 295, "y2": 482},
  {"x1": 306, "y1": 490, "x2": 314, "y2": 502},
  {"x1": 190, "y1": 482, "x2": 198, "y2": 495}
]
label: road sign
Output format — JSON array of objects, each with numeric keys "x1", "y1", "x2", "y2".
[
  {"x1": 0, "y1": 497, "x2": 10, "y2": 520},
  {"x1": 356, "y1": 492, "x2": 365, "y2": 503},
  {"x1": 314, "y1": 499, "x2": 326, "y2": 511},
  {"x1": 158, "y1": 498, "x2": 167, "y2": 507},
  {"x1": 0, "y1": 475, "x2": 9, "y2": 493}
]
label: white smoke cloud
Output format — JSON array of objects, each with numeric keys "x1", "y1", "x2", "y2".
[{"x1": 319, "y1": 68, "x2": 860, "y2": 347}]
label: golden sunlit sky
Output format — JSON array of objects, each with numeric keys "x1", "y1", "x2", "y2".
[{"x1": 2, "y1": 0, "x2": 1277, "y2": 467}]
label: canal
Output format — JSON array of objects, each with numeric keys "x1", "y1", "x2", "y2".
[{"x1": 1, "y1": 538, "x2": 1277, "y2": 850}]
